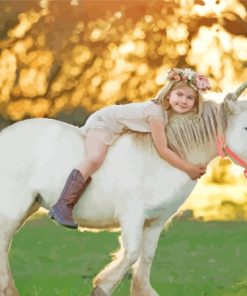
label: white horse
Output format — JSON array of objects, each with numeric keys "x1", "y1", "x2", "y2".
[{"x1": 0, "y1": 83, "x2": 247, "y2": 296}]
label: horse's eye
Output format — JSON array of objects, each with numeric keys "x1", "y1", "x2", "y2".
[{"x1": 245, "y1": 127, "x2": 247, "y2": 131}]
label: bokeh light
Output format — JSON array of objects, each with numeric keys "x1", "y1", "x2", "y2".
[{"x1": 0, "y1": 0, "x2": 246, "y2": 120}]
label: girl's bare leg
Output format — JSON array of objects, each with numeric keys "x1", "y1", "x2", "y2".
[{"x1": 77, "y1": 135, "x2": 109, "y2": 180}]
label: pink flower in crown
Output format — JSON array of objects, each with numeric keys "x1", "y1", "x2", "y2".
[
  {"x1": 195, "y1": 74, "x2": 211, "y2": 91},
  {"x1": 167, "y1": 68, "x2": 181, "y2": 82}
]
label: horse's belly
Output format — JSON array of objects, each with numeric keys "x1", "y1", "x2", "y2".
[
  {"x1": 74, "y1": 170, "x2": 197, "y2": 229},
  {"x1": 72, "y1": 177, "x2": 123, "y2": 228},
  {"x1": 74, "y1": 197, "x2": 118, "y2": 229}
]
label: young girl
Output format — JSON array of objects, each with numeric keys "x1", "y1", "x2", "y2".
[{"x1": 49, "y1": 68, "x2": 211, "y2": 229}]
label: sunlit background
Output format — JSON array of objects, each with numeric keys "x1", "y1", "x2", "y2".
[{"x1": 0, "y1": 0, "x2": 246, "y2": 221}]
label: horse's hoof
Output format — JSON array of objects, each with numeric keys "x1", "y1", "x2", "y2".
[{"x1": 91, "y1": 286, "x2": 107, "y2": 296}]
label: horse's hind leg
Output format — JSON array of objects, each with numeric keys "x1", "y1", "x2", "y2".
[
  {"x1": 0, "y1": 216, "x2": 22, "y2": 296},
  {"x1": 131, "y1": 222, "x2": 164, "y2": 296},
  {"x1": 92, "y1": 212, "x2": 145, "y2": 296},
  {"x1": 0, "y1": 191, "x2": 40, "y2": 296}
]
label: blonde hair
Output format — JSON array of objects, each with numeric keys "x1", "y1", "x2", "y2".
[{"x1": 153, "y1": 81, "x2": 203, "y2": 117}]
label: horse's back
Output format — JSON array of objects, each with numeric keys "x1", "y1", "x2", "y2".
[{"x1": 0, "y1": 118, "x2": 84, "y2": 174}]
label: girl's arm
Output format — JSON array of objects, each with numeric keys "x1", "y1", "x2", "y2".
[{"x1": 148, "y1": 117, "x2": 206, "y2": 179}]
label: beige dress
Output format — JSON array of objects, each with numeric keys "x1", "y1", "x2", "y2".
[{"x1": 80, "y1": 100, "x2": 167, "y2": 145}]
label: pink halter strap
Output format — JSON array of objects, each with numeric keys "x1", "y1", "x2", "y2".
[{"x1": 216, "y1": 136, "x2": 247, "y2": 178}]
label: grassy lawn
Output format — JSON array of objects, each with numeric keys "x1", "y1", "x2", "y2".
[{"x1": 9, "y1": 217, "x2": 247, "y2": 296}]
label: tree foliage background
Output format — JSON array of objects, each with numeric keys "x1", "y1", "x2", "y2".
[{"x1": 0, "y1": 0, "x2": 247, "y2": 182}]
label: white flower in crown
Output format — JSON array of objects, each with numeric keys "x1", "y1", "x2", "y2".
[{"x1": 183, "y1": 68, "x2": 195, "y2": 81}]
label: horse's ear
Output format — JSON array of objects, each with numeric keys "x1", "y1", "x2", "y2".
[{"x1": 224, "y1": 95, "x2": 241, "y2": 114}]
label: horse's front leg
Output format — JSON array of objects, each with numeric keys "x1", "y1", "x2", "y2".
[
  {"x1": 92, "y1": 210, "x2": 145, "y2": 296},
  {"x1": 131, "y1": 222, "x2": 164, "y2": 296}
]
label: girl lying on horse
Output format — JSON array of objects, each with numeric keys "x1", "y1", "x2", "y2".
[{"x1": 49, "y1": 68, "x2": 211, "y2": 229}]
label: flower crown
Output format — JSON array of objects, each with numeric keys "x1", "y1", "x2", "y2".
[{"x1": 166, "y1": 68, "x2": 211, "y2": 92}]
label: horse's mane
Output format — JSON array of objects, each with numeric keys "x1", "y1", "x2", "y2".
[
  {"x1": 128, "y1": 100, "x2": 227, "y2": 159},
  {"x1": 165, "y1": 100, "x2": 224, "y2": 157}
]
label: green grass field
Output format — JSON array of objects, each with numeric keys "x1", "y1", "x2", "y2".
[{"x1": 9, "y1": 217, "x2": 247, "y2": 296}]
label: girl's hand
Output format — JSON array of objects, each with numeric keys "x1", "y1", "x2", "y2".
[{"x1": 186, "y1": 164, "x2": 207, "y2": 180}]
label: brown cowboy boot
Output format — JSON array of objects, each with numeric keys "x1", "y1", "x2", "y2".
[{"x1": 48, "y1": 169, "x2": 92, "y2": 229}]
